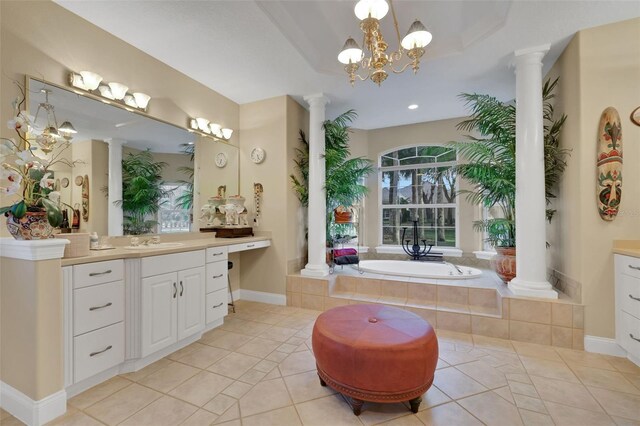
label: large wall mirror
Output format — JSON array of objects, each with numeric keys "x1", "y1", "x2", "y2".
[{"x1": 26, "y1": 76, "x2": 239, "y2": 236}]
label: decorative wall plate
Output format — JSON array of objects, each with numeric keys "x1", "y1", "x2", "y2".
[
  {"x1": 215, "y1": 152, "x2": 227, "y2": 168},
  {"x1": 631, "y1": 106, "x2": 640, "y2": 127},
  {"x1": 61, "y1": 177, "x2": 69, "y2": 188},
  {"x1": 250, "y1": 147, "x2": 266, "y2": 164},
  {"x1": 75, "y1": 175, "x2": 84, "y2": 186},
  {"x1": 596, "y1": 107, "x2": 623, "y2": 221}
]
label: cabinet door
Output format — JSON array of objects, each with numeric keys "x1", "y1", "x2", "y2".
[
  {"x1": 142, "y1": 272, "x2": 178, "y2": 357},
  {"x1": 177, "y1": 266, "x2": 206, "y2": 340}
]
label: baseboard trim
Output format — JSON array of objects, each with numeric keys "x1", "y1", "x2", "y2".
[
  {"x1": 0, "y1": 382, "x2": 66, "y2": 426},
  {"x1": 584, "y1": 335, "x2": 627, "y2": 357},
  {"x1": 238, "y1": 289, "x2": 286, "y2": 305}
]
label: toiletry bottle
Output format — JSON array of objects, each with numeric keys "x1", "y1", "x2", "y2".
[
  {"x1": 90, "y1": 232, "x2": 99, "y2": 249},
  {"x1": 61, "y1": 210, "x2": 70, "y2": 233}
]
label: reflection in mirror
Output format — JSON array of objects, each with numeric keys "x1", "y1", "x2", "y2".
[{"x1": 27, "y1": 77, "x2": 239, "y2": 236}]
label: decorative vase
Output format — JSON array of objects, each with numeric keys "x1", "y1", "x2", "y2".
[
  {"x1": 5, "y1": 211, "x2": 53, "y2": 240},
  {"x1": 491, "y1": 246, "x2": 516, "y2": 283}
]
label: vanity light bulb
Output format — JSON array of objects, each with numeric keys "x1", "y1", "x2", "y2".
[
  {"x1": 132, "y1": 92, "x2": 151, "y2": 109},
  {"x1": 70, "y1": 73, "x2": 86, "y2": 90},
  {"x1": 108, "y1": 82, "x2": 129, "y2": 100},
  {"x1": 195, "y1": 117, "x2": 210, "y2": 133},
  {"x1": 124, "y1": 94, "x2": 138, "y2": 108},
  {"x1": 98, "y1": 85, "x2": 115, "y2": 100},
  {"x1": 189, "y1": 119, "x2": 198, "y2": 130},
  {"x1": 79, "y1": 71, "x2": 103, "y2": 90},
  {"x1": 209, "y1": 123, "x2": 222, "y2": 137},
  {"x1": 221, "y1": 128, "x2": 233, "y2": 139}
]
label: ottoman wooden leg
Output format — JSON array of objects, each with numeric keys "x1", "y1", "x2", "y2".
[
  {"x1": 409, "y1": 397, "x2": 422, "y2": 413},
  {"x1": 350, "y1": 397, "x2": 364, "y2": 416}
]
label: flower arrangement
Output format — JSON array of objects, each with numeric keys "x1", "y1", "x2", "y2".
[{"x1": 0, "y1": 82, "x2": 76, "y2": 239}]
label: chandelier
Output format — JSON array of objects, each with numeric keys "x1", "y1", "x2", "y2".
[
  {"x1": 338, "y1": 0, "x2": 432, "y2": 86},
  {"x1": 33, "y1": 89, "x2": 77, "y2": 153}
]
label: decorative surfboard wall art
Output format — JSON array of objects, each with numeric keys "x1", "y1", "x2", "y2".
[{"x1": 596, "y1": 107, "x2": 623, "y2": 221}]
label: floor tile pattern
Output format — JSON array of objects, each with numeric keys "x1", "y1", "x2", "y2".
[{"x1": 4, "y1": 300, "x2": 640, "y2": 425}]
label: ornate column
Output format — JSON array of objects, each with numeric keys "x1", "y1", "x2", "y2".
[
  {"x1": 301, "y1": 94, "x2": 330, "y2": 277},
  {"x1": 509, "y1": 45, "x2": 557, "y2": 299},
  {"x1": 106, "y1": 139, "x2": 125, "y2": 236}
]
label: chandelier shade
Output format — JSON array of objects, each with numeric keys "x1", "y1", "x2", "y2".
[
  {"x1": 338, "y1": 37, "x2": 364, "y2": 64},
  {"x1": 354, "y1": 0, "x2": 389, "y2": 20},
  {"x1": 401, "y1": 20, "x2": 432, "y2": 50},
  {"x1": 58, "y1": 121, "x2": 77, "y2": 134}
]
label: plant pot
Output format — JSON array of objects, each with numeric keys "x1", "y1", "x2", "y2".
[
  {"x1": 5, "y1": 211, "x2": 53, "y2": 240},
  {"x1": 491, "y1": 246, "x2": 516, "y2": 283}
]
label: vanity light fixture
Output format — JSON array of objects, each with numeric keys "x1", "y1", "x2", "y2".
[
  {"x1": 188, "y1": 117, "x2": 234, "y2": 141},
  {"x1": 68, "y1": 70, "x2": 151, "y2": 112}
]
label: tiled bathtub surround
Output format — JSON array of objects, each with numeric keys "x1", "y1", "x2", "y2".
[
  {"x1": 287, "y1": 270, "x2": 585, "y2": 350},
  {"x1": 4, "y1": 300, "x2": 638, "y2": 426}
]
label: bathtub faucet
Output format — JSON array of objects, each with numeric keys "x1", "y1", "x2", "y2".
[{"x1": 401, "y1": 221, "x2": 444, "y2": 262}]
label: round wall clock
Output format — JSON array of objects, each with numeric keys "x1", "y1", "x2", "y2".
[
  {"x1": 215, "y1": 152, "x2": 227, "y2": 168},
  {"x1": 250, "y1": 147, "x2": 266, "y2": 164}
]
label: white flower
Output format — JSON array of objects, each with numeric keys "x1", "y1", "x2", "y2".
[
  {"x1": 14, "y1": 149, "x2": 34, "y2": 166},
  {"x1": 39, "y1": 172, "x2": 55, "y2": 190},
  {"x1": 47, "y1": 191, "x2": 60, "y2": 204},
  {"x1": 7, "y1": 111, "x2": 34, "y2": 133},
  {"x1": 2, "y1": 169, "x2": 22, "y2": 185},
  {"x1": 1, "y1": 181, "x2": 20, "y2": 195}
]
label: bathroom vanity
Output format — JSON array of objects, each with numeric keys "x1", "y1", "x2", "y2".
[{"x1": 613, "y1": 241, "x2": 640, "y2": 366}]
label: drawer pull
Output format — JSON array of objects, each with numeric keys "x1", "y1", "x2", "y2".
[
  {"x1": 628, "y1": 265, "x2": 640, "y2": 271},
  {"x1": 247, "y1": 244, "x2": 255, "y2": 248},
  {"x1": 173, "y1": 282, "x2": 177, "y2": 299},
  {"x1": 213, "y1": 274, "x2": 223, "y2": 279},
  {"x1": 89, "y1": 270, "x2": 112, "y2": 277},
  {"x1": 89, "y1": 302, "x2": 113, "y2": 311},
  {"x1": 180, "y1": 281, "x2": 184, "y2": 296},
  {"x1": 213, "y1": 302, "x2": 224, "y2": 308},
  {"x1": 631, "y1": 333, "x2": 640, "y2": 343},
  {"x1": 212, "y1": 252, "x2": 223, "y2": 256},
  {"x1": 629, "y1": 294, "x2": 640, "y2": 302},
  {"x1": 89, "y1": 345, "x2": 113, "y2": 357}
]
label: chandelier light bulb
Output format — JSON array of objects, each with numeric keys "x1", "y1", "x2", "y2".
[
  {"x1": 108, "y1": 82, "x2": 129, "y2": 100},
  {"x1": 98, "y1": 85, "x2": 115, "y2": 100},
  {"x1": 338, "y1": 37, "x2": 363, "y2": 64},
  {"x1": 401, "y1": 20, "x2": 432, "y2": 50},
  {"x1": 132, "y1": 92, "x2": 151, "y2": 109},
  {"x1": 79, "y1": 71, "x2": 103, "y2": 91},
  {"x1": 354, "y1": 0, "x2": 389, "y2": 20},
  {"x1": 221, "y1": 128, "x2": 233, "y2": 139}
]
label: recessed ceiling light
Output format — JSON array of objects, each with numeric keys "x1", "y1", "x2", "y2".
[
  {"x1": 408, "y1": 104, "x2": 419, "y2": 110},
  {"x1": 187, "y1": 142, "x2": 194, "y2": 145}
]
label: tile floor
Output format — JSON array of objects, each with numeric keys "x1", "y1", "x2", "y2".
[{"x1": 2, "y1": 300, "x2": 640, "y2": 426}]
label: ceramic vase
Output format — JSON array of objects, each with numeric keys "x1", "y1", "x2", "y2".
[
  {"x1": 6, "y1": 211, "x2": 53, "y2": 240},
  {"x1": 491, "y1": 246, "x2": 516, "y2": 283}
]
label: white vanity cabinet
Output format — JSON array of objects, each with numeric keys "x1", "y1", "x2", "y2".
[
  {"x1": 614, "y1": 254, "x2": 640, "y2": 365},
  {"x1": 205, "y1": 247, "x2": 229, "y2": 324},
  {"x1": 140, "y1": 250, "x2": 206, "y2": 357}
]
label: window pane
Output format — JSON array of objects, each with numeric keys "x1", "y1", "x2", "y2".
[{"x1": 158, "y1": 184, "x2": 191, "y2": 233}]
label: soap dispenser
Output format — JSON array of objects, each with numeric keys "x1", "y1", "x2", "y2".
[{"x1": 90, "y1": 232, "x2": 99, "y2": 249}]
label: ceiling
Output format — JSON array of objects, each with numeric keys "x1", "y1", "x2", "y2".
[
  {"x1": 55, "y1": 0, "x2": 640, "y2": 130},
  {"x1": 28, "y1": 78, "x2": 195, "y2": 153}
]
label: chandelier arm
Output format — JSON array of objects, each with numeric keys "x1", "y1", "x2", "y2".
[
  {"x1": 390, "y1": 61, "x2": 414, "y2": 74},
  {"x1": 389, "y1": 0, "x2": 404, "y2": 52}
]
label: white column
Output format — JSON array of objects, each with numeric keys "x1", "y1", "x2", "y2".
[
  {"x1": 508, "y1": 45, "x2": 557, "y2": 299},
  {"x1": 106, "y1": 139, "x2": 125, "y2": 236},
  {"x1": 301, "y1": 94, "x2": 330, "y2": 277}
]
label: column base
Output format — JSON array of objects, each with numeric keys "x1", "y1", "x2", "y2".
[
  {"x1": 301, "y1": 263, "x2": 330, "y2": 277},
  {"x1": 508, "y1": 277, "x2": 558, "y2": 299}
]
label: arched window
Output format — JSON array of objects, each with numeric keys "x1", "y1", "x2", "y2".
[{"x1": 379, "y1": 145, "x2": 457, "y2": 247}]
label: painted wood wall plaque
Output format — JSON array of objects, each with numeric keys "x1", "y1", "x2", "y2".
[
  {"x1": 597, "y1": 107, "x2": 623, "y2": 221},
  {"x1": 82, "y1": 174, "x2": 89, "y2": 222}
]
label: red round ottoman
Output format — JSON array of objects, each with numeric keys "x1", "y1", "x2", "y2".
[{"x1": 312, "y1": 304, "x2": 438, "y2": 416}]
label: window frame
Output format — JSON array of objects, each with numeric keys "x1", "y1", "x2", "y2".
[{"x1": 377, "y1": 144, "x2": 460, "y2": 249}]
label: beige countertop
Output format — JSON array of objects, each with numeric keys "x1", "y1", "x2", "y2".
[
  {"x1": 60, "y1": 235, "x2": 270, "y2": 266},
  {"x1": 613, "y1": 240, "x2": 640, "y2": 259}
]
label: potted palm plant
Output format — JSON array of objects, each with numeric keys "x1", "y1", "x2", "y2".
[
  {"x1": 454, "y1": 78, "x2": 569, "y2": 282},
  {"x1": 291, "y1": 109, "x2": 373, "y2": 245}
]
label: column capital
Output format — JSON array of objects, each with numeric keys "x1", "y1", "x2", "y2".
[
  {"x1": 513, "y1": 44, "x2": 550, "y2": 68},
  {"x1": 105, "y1": 138, "x2": 126, "y2": 147},
  {"x1": 304, "y1": 93, "x2": 330, "y2": 108}
]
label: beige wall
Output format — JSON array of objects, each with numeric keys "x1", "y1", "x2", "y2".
[
  {"x1": 0, "y1": 0, "x2": 239, "y2": 237},
  {"x1": 354, "y1": 118, "x2": 479, "y2": 253},
  {"x1": 71, "y1": 140, "x2": 108, "y2": 236},
  {"x1": 548, "y1": 18, "x2": 640, "y2": 338}
]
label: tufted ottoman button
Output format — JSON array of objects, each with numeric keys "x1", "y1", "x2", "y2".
[{"x1": 312, "y1": 304, "x2": 438, "y2": 416}]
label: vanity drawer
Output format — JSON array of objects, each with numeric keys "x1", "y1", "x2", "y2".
[
  {"x1": 206, "y1": 246, "x2": 228, "y2": 263},
  {"x1": 206, "y1": 289, "x2": 228, "y2": 324},
  {"x1": 141, "y1": 250, "x2": 205, "y2": 277},
  {"x1": 206, "y1": 261, "x2": 228, "y2": 293},
  {"x1": 74, "y1": 280, "x2": 124, "y2": 336},
  {"x1": 74, "y1": 322, "x2": 124, "y2": 383},
  {"x1": 73, "y1": 260, "x2": 124, "y2": 289},
  {"x1": 618, "y1": 311, "x2": 640, "y2": 358},
  {"x1": 620, "y1": 255, "x2": 640, "y2": 280},
  {"x1": 228, "y1": 240, "x2": 271, "y2": 253},
  {"x1": 619, "y1": 274, "x2": 640, "y2": 319}
]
